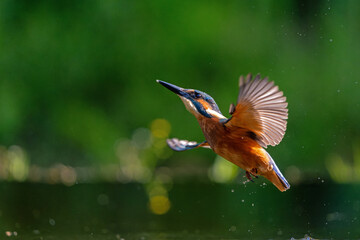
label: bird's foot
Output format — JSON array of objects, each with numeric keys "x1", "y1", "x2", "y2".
[
  {"x1": 246, "y1": 169, "x2": 259, "y2": 182},
  {"x1": 246, "y1": 171, "x2": 255, "y2": 182},
  {"x1": 250, "y1": 168, "x2": 258, "y2": 178}
]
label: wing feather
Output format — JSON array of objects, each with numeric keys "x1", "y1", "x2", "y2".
[
  {"x1": 225, "y1": 74, "x2": 288, "y2": 147},
  {"x1": 167, "y1": 138, "x2": 211, "y2": 151}
]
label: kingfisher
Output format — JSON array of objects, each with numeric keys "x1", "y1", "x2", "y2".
[{"x1": 156, "y1": 74, "x2": 290, "y2": 192}]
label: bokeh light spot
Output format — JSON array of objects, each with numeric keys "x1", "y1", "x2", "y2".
[
  {"x1": 132, "y1": 128, "x2": 152, "y2": 149},
  {"x1": 150, "y1": 119, "x2": 171, "y2": 139},
  {"x1": 209, "y1": 155, "x2": 238, "y2": 183},
  {"x1": 8, "y1": 145, "x2": 29, "y2": 181},
  {"x1": 149, "y1": 195, "x2": 171, "y2": 215},
  {"x1": 60, "y1": 166, "x2": 77, "y2": 186}
]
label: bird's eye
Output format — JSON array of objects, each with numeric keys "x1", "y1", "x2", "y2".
[{"x1": 194, "y1": 92, "x2": 201, "y2": 99}]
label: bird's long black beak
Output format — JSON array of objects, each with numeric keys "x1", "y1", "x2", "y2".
[{"x1": 156, "y1": 80, "x2": 187, "y2": 97}]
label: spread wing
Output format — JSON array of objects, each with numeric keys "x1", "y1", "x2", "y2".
[
  {"x1": 167, "y1": 138, "x2": 211, "y2": 151},
  {"x1": 225, "y1": 73, "x2": 288, "y2": 147}
]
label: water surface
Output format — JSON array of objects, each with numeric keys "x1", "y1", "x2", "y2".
[{"x1": 0, "y1": 182, "x2": 358, "y2": 239}]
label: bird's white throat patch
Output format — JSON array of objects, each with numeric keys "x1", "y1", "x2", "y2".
[
  {"x1": 206, "y1": 109, "x2": 226, "y2": 119},
  {"x1": 180, "y1": 96, "x2": 226, "y2": 119},
  {"x1": 180, "y1": 97, "x2": 198, "y2": 115}
]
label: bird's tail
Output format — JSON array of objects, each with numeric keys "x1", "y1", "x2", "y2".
[{"x1": 263, "y1": 151, "x2": 290, "y2": 192}]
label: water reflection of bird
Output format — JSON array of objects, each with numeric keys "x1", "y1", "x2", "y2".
[{"x1": 157, "y1": 74, "x2": 290, "y2": 192}]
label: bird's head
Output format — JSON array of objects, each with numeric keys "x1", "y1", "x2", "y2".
[{"x1": 157, "y1": 80, "x2": 225, "y2": 119}]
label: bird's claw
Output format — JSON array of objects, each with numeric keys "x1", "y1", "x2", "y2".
[
  {"x1": 246, "y1": 171, "x2": 255, "y2": 182},
  {"x1": 246, "y1": 169, "x2": 258, "y2": 182}
]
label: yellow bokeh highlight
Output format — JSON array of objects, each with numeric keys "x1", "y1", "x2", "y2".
[
  {"x1": 60, "y1": 166, "x2": 77, "y2": 186},
  {"x1": 8, "y1": 146, "x2": 29, "y2": 182},
  {"x1": 325, "y1": 141, "x2": 360, "y2": 183},
  {"x1": 209, "y1": 155, "x2": 238, "y2": 183},
  {"x1": 149, "y1": 195, "x2": 171, "y2": 215},
  {"x1": 150, "y1": 119, "x2": 171, "y2": 139},
  {"x1": 326, "y1": 154, "x2": 353, "y2": 183},
  {"x1": 148, "y1": 185, "x2": 168, "y2": 198}
]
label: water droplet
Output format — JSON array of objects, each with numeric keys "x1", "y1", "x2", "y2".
[
  {"x1": 337, "y1": 89, "x2": 340, "y2": 93},
  {"x1": 329, "y1": 38, "x2": 333, "y2": 42},
  {"x1": 229, "y1": 226, "x2": 237, "y2": 232},
  {"x1": 231, "y1": 189, "x2": 234, "y2": 193},
  {"x1": 251, "y1": 203, "x2": 255, "y2": 207},
  {"x1": 242, "y1": 199, "x2": 245, "y2": 202},
  {"x1": 49, "y1": 218, "x2": 56, "y2": 226}
]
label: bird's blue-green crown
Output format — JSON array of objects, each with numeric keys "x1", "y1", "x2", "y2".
[{"x1": 187, "y1": 89, "x2": 222, "y2": 117}]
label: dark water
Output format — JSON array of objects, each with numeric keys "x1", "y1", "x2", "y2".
[{"x1": 0, "y1": 182, "x2": 359, "y2": 239}]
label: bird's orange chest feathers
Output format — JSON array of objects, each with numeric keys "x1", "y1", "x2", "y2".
[
  {"x1": 196, "y1": 116, "x2": 221, "y2": 147},
  {"x1": 196, "y1": 116, "x2": 269, "y2": 172}
]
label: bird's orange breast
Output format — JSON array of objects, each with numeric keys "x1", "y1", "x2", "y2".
[{"x1": 197, "y1": 116, "x2": 271, "y2": 174}]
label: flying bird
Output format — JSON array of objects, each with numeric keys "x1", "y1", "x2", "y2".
[{"x1": 156, "y1": 74, "x2": 290, "y2": 192}]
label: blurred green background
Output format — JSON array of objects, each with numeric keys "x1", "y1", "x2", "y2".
[{"x1": 0, "y1": 0, "x2": 360, "y2": 239}]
